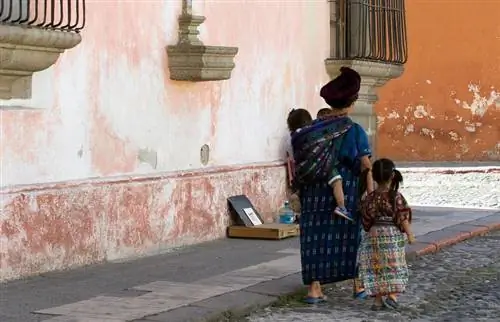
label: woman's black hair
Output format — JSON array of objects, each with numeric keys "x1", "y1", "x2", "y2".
[
  {"x1": 372, "y1": 158, "x2": 403, "y2": 211},
  {"x1": 326, "y1": 94, "x2": 358, "y2": 110}
]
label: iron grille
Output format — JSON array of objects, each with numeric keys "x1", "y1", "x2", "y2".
[
  {"x1": 331, "y1": 0, "x2": 408, "y2": 64},
  {"x1": 0, "y1": 0, "x2": 85, "y2": 33}
]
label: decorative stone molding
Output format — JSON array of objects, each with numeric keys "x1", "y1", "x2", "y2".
[
  {"x1": 166, "y1": 2, "x2": 238, "y2": 82},
  {"x1": 0, "y1": 24, "x2": 81, "y2": 99},
  {"x1": 325, "y1": 59, "x2": 404, "y2": 153}
]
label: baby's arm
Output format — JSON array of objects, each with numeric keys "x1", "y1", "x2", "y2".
[{"x1": 402, "y1": 220, "x2": 415, "y2": 244}]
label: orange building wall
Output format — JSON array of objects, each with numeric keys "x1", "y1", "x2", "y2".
[{"x1": 376, "y1": 0, "x2": 500, "y2": 161}]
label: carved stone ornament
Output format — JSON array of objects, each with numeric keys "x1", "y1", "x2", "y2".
[
  {"x1": 167, "y1": 11, "x2": 238, "y2": 82},
  {"x1": 0, "y1": 25, "x2": 81, "y2": 99}
]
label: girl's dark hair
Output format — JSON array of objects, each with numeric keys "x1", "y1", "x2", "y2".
[
  {"x1": 372, "y1": 158, "x2": 403, "y2": 211},
  {"x1": 287, "y1": 108, "x2": 312, "y2": 132}
]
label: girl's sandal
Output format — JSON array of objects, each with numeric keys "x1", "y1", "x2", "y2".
[{"x1": 383, "y1": 297, "x2": 399, "y2": 310}]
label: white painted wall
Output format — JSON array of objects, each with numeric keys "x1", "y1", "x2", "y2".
[{"x1": 0, "y1": 0, "x2": 330, "y2": 187}]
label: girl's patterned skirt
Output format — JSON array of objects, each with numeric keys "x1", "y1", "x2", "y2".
[{"x1": 358, "y1": 225, "x2": 409, "y2": 296}]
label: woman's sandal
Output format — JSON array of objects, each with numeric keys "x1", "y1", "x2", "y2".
[
  {"x1": 353, "y1": 290, "x2": 368, "y2": 300},
  {"x1": 303, "y1": 296, "x2": 327, "y2": 304}
]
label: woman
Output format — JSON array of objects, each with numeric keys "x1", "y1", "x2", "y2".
[{"x1": 291, "y1": 67, "x2": 373, "y2": 303}]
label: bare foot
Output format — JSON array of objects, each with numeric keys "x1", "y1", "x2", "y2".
[{"x1": 308, "y1": 282, "x2": 324, "y2": 298}]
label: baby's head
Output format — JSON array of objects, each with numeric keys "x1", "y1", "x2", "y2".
[
  {"x1": 287, "y1": 108, "x2": 312, "y2": 133},
  {"x1": 316, "y1": 108, "x2": 332, "y2": 120}
]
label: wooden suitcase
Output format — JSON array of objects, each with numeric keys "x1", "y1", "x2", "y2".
[{"x1": 227, "y1": 223, "x2": 299, "y2": 240}]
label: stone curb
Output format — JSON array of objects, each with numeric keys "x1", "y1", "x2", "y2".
[
  {"x1": 400, "y1": 168, "x2": 500, "y2": 175},
  {"x1": 136, "y1": 212, "x2": 500, "y2": 322}
]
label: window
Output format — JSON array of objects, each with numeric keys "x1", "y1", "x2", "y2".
[
  {"x1": 1, "y1": 0, "x2": 85, "y2": 32},
  {"x1": 329, "y1": 0, "x2": 408, "y2": 64},
  {"x1": 0, "y1": 0, "x2": 85, "y2": 101}
]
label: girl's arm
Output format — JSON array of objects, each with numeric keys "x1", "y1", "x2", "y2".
[
  {"x1": 360, "y1": 195, "x2": 375, "y2": 232},
  {"x1": 394, "y1": 193, "x2": 415, "y2": 242},
  {"x1": 402, "y1": 220, "x2": 415, "y2": 244}
]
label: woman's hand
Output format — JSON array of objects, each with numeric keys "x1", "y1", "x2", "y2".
[{"x1": 407, "y1": 233, "x2": 416, "y2": 244}]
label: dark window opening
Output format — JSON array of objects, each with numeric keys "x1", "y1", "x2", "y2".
[
  {"x1": 330, "y1": 0, "x2": 408, "y2": 64},
  {"x1": 0, "y1": 0, "x2": 86, "y2": 33}
]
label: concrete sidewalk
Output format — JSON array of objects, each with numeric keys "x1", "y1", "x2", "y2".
[{"x1": 1, "y1": 207, "x2": 499, "y2": 322}]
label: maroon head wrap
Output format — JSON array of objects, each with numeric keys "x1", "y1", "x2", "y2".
[{"x1": 320, "y1": 67, "x2": 361, "y2": 108}]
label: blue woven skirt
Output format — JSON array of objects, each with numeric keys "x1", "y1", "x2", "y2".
[{"x1": 299, "y1": 182, "x2": 362, "y2": 285}]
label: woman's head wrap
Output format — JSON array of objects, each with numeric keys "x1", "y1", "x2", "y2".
[{"x1": 320, "y1": 67, "x2": 361, "y2": 108}]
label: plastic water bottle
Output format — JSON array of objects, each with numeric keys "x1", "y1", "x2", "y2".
[{"x1": 278, "y1": 201, "x2": 295, "y2": 224}]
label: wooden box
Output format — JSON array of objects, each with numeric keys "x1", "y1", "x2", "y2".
[{"x1": 227, "y1": 223, "x2": 300, "y2": 240}]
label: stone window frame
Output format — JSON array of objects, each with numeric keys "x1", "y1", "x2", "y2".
[{"x1": 0, "y1": 0, "x2": 85, "y2": 107}]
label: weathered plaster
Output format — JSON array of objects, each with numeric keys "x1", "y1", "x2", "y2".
[
  {"x1": 455, "y1": 84, "x2": 499, "y2": 117},
  {"x1": 0, "y1": 0, "x2": 328, "y2": 280},
  {"x1": 0, "y1": 163, "x2": 287, "y2": 282},
  {"x1": 375, "y1": 0, "x2": 500, "y2": 161},
  {"x1": 0, "y1": 0, "x2": 330, "y2": 187}
]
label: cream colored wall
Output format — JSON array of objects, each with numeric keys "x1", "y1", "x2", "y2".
[{"x1": 0, "y1": 0, "x2": 331, "y2": 187}]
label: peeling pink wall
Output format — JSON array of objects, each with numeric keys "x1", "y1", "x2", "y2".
[
  {"x1": 0, "y1": 1, "x2": 329, "y2": 281},
  {"x1": 1, "y1": 164, "x2": 286, "y2": 281},
  {"x1": 376, "y1": 0, "x2": 500, "y2": 161},
  {"x1": 0, "y1": 0, "x2": 330, "y2": 187},
  {"x1": 6, "y1": 0, "x2": 496, "y2": 281}
]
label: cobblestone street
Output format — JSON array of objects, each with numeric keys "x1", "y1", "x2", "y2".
[{"x1": 246, "y1": 231, "x2": 500, "y2": 322}]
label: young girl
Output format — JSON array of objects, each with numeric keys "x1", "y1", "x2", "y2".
[{"x1": 358, "y1": 158, "x2": 415, "y2": 311}]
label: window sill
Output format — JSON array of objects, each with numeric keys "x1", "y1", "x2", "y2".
[{"x1": 0, "y1": 24, "x2": 81, "y2": 100}]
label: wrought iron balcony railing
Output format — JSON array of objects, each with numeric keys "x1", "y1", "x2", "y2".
[
  {"x1": 0, "y1": 0, "x2": 85, "y2": 33},
  {"x1": 331, "y1": 0, "x2": 408, "y2": 64}
]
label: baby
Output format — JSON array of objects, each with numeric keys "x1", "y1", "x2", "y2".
[
  {"x1": 316, "y1": 108, "x2": 332, "y2": 120},
  {"x1": 287, "y1": 108, "x2": 313, "y2": 134},
  {"x1": 286, "y1": 108, "x2": 351, "y2": 221},
  {"x1": 286, "y1": 109, "x2": 313, "y2": 214}
]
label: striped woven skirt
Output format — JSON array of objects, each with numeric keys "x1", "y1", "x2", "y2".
[
  {"x1": 358, "y1": 225, "x2": 409, "y2": 296},
  {"x1": 300, "y1": 183, "x2": 362, "y2": 285}
]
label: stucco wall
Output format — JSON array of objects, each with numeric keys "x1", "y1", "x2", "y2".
[
  {"x1": 0, "y1": 0, "x2": 330, "y2": 187},
  {"x1": 376, "y1": 0, "x2": 500, "y2": 161},
  {"x1": 4, "y1": 0, "x2": 497, "y2": 187},
  {"x1": 0, "y1": 0, "x2": 329, "y2": 281},
  {"x1": 2, "y1": 0, "x2": 498, "y2": 281}
]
